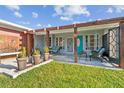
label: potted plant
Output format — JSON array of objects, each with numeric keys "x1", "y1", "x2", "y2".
[
  {"x1": 44, "y1": 46, "x2": 49, "y2": 61},
  {"x1": 17, "y1": 47, "x2": 27, "y2": 71},
  {"x1": 32, "y1": 48, "x2": 41, "y2": 65}
]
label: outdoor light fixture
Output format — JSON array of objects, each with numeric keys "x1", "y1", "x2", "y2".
[
  {"x1": 33, "y1": 30, "x2": 35, "y2": 33},
  {"x1": 24, "y1": 31, "x2": 27, "y2": 34}
]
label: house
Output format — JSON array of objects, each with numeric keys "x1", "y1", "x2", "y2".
[{"x1": 0, "y1": 17, "x2": 124, "y2": 68}]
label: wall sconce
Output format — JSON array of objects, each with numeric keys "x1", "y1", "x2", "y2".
[
  {"x1": 33, "y1": 30, "x2": 35, "y2": 33},
  {"x1": 24, "y1": 31, "x2": 27, "y2": 34}
]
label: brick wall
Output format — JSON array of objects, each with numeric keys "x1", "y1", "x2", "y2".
[{"x1": 0, "y1": 27, "x2": 27, "y2": 53}]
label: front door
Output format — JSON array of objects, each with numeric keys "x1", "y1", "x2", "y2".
[
  {"x1": 67, "y1": 38, "x2": 73, "y2": 52},
  {"x1": 102, "y1": 34, "x2": 109, "y2": 57},
  {"x1": 77, "y1": 35, "x2": 83, "y2": 54}
]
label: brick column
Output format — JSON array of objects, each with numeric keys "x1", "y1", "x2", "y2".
[
  {"x1": 119, "y1": 21, "x2": 124, "y2": 68},
  {"x1": 74, "y1": 27, "x2": 78, "y2": 63}
]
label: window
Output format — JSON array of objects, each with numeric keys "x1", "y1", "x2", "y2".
[
  {"x1": 55, "y1": 37, "x2": 64, "y2": 48},
  {"x1": 85, "y1": 34, "x2": 98, "y2": 50},
  {"x1": 89, "y1": 35, "x2": 94, "y2": 50},
  {"x1": 59, "y1": 37, "x2": 62, "y2": 46},
  {"x1": 49, "y1": 37, "x2": 52, "y2": 47},
  {"x1": 55, "y1": 37, "x2": 58, "y2": 46},
  {"x1": 85, "y1": 35, "x2": 88, "y2": 50}
]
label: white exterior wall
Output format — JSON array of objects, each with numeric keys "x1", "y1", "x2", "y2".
[
  {"x1": 53, "y1": 29, "x2": 105, "y2": 54},
  {"x1": 34, "y1": 34, "x2": 54, "y2": 52},
  {"x1": 34, "y1": 34, "x2": 45, "y2": 52},
  {"x1": 34, "y1": 29, "x2": 107, "y2": 54}
]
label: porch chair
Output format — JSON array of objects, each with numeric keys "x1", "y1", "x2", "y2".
[
  {"x1": 50, "y1": 46, "x2": 62, "y2": 54},
  {"x1": 90, "y1": 48, "x2": 105, "y2": 62},
  {"x1": 91, "y1": 47, "x2": 103, "y2": 55},
  {"x1": 78, "y1": 50, "x2": 87, "y2": 60}
]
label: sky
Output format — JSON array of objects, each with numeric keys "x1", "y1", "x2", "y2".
[{"x1": 0, "y1": 5, "x2": 124, "y2": 29}]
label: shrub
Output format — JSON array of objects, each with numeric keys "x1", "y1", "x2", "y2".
[
  {"x1": 32, "y1": 48, "x2": 41, "y2": 55},
  {"x1": 44, "y1": 46, "x2": 49, "y2": 53},
  {"x1": 18, "y1": 47, "x2": 27, "y2": 58}
]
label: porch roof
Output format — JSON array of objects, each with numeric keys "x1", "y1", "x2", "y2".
[{"x1": 29, "y1": 16, "x2": 124, "y2": 34}]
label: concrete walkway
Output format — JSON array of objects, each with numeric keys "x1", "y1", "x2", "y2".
[{"x1": 0, "y1": 58, "x2": 53, "y2": 78}]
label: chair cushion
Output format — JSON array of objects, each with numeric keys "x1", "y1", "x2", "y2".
[{"x1": 98, "y1": 48, "x2": 105, "y2": 57}]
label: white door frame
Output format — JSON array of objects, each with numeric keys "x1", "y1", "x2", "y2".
[{"x1": 66, "y1": 37, "x2": 74, "y2": 53}]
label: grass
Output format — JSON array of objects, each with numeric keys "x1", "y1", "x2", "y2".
[{"x1": 0, "y1": 61, "x2": 124, "y2": 88}]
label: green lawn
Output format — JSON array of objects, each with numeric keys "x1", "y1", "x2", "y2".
[{"x1": 0, "y1": 61, "x2": 124, "y2": 88}]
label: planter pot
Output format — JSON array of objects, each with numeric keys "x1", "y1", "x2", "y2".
[
  {"x1": 45, "y1": 53, "x2": 49, "y2": 61},
  {"x1": 33, "y1": 55, "x2": 41, "y2": 65},
  {"x1": 17, "y1": 57, "x2": 27, "y2": 71}
]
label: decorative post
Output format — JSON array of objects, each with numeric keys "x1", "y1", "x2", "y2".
[
  {"x1": 27, "y1": 33, "x2": 30, "y2": 56},
  {"x1": 44, "y1": 29, "x2": 50, "y2": 61},
  {"x1": 119, "y1": 21, "x2": 124, "y2": 68},
  {"x1": 45, "y1": 29, "x2": 50, "y2": 48},
  {"x1": 74, "y1": 26, "x2": 78, "y2": 63}
]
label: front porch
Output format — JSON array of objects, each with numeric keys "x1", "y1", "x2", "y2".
[{"x1": 34, "y1": 23, "x2": 120, "y2": 66}]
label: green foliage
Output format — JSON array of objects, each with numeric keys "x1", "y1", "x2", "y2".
[
  {"x1": 18, "y1": 47, "x2": 27, "y2": 58},
  {"x1": 0, "y1": 61, "x2": 124, "y2": 88},
  {"x1": 44, "y1": 46, "x2": 49, "y2": 53},
  {"x1": 32, "y1": 48, "x2": 41, "y2": 55}
]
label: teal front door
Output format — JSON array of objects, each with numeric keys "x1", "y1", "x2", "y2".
[{"x1": 77, "y1": 35, "x2": 83, "y2": 54}]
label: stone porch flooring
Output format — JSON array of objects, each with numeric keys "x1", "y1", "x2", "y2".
[{"x1": 51, "y1": 54, "x2": 120, "y2": 70}]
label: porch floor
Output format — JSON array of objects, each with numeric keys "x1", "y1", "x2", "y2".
[{"x1": 51, "y1": 54, "x2": 120, "y2": 70}]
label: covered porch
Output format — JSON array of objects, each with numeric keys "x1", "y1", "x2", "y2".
[{"x1": 34, "y1": 22, "x2": 120, "y2": 67}]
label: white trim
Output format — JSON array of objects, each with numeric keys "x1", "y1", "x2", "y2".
[
  {"x1": 0, "y1": 19, "x2": 32, "y2": 30},
  {"x1": 55, "y1": 36, "x2": 63, "y2": 47},
  {"x1": 84, "y1": 34, "x2": 100, "y2": 51},
  {"x1": 0, "y1": 52, "x2": 20, "y2": 56}
]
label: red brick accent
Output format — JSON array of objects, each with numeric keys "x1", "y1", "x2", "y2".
[
  {"x1": 119, "y1": 22, "x2": 124, "y2": 68},
  {"x1": 74, "y1": 27, "x2": 78, "y2": 63}
]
